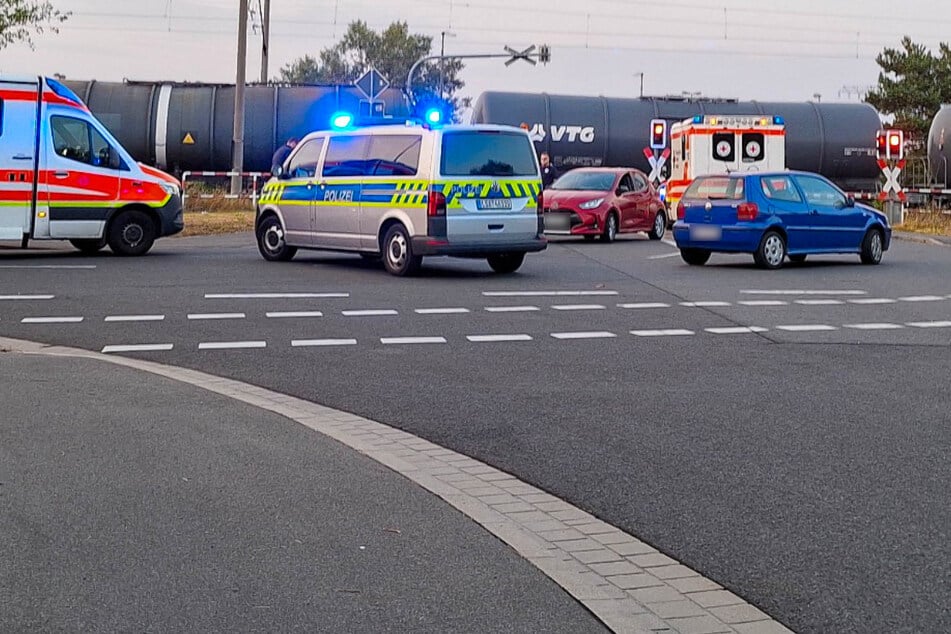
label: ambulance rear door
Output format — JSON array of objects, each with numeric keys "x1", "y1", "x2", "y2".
[{"x1": 0, "y1": 78, "x2": 41, "y2": 241}]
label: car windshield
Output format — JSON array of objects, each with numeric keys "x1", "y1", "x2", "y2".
[
  {"x1": 551, "y1": 171, "x2": 616, "y2": 191},
  {"x1": 684, "y1": 176, "x2": 745, "y2": 200}
]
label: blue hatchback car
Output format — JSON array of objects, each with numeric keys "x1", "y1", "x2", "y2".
[{"x1": 672, "y1": 171, "x2": 891, "y2": 269}]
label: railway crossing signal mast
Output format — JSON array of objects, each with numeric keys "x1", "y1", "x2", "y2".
[{"x1": 876, "y1": 129, "x2": 905, "y2": 225}]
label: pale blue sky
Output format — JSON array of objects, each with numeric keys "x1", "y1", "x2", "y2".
[{"x1": 3, "y1": 0, "x2": 950, "y2": 107}]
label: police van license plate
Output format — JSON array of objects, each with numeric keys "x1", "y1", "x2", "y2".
[
  {"x1": 477, "y1": 198, "x2": 512, "y2": 210},
  {"x1": 690, "y1": 225, "x2": 722, "y2": 241}
]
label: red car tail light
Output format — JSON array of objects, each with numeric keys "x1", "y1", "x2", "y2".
[
  {"x1": 428, "y1": 190, "x2": 447, "y2": 217},
  {"x1": 677, "y1": 201, "x2": 686, "y2": 220},
  {"x1": 737, "y1": 202, "x2": 759, "y2": 221}
]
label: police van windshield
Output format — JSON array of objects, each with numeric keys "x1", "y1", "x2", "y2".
[
  {"x1": 440, "y1": 131, "x2": 537, "y2": 177},
  {"x1": 550, "y1": 171, "x2": 615, "y2": 191}
]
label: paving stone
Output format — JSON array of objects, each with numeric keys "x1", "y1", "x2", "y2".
[
  {"x1": 520, "y1": 492, "x2": 559, "y2": 504},
  {"x1": 628, "y1": 553, "x2": 680, "y2": 568},
  {"x1": 520, "y1": 519, "x2": 569, "y2": 533},
  {"x1": 477, "y1": 493, "x2": 521, "y2": 506},
  {"x1": 628, "y1": 584, "x2": 685, "y2": 604},
  {"x1": 555, "y1": 538, "x2": 605, "y2": 553},
  {"x1": 572, "y1": 548, "x2": 628, "y2": 565},
  {"x1": 588, "y1": 561, "x2": 642, "y2": 577},
  {"x1": 551, "y1": 508, "x2": 592, "y2": 521},
  {"x1": 535, "y1": 500, "x2": 574, "y2": 512},
  {"x1": 461, "y1": 465, "x2": 501, "y2": 475},
  {"x1": 477, "y1": 472, "x2": 517, "y2": 482},
  {"x1": 647, "y1": 599, "x2": 710, "y2": 619},
  {"x1": 688, "y1": 590, "x2": 746, "y2": 609},
  {"x1": 582, "y1": 598, "x2": 649, "y2": 624},
  {"x1": 571, "y1": 521, "x2": 618, "y2": 536},
  {"x1": 666, "y1": 576, "x2": 723, "y2": 594},
  {"x1": 493, "y1": 501, "x2": 536, "y2": 513},
  {"x1": 651, "y1": 564, "x2": 701, "y2": 580},
  {"x1": 607, "y1": 573, "x2": 666, "y2": 590},
  {"x1": 594, "y1": 531, "x2": 641, "y2": 545},
  {"x1": 665, "y1": 615, "x2": 734, "y2": 634},
  {"x1": 538, "y1": 528, "x2": 587, "y2": 542},
  {"x1": 506, "y1": 510, "x2": 552, "y2": 524},
  {"x1": 732, "y1": 621, "x2": 795, "y2": 633},
  {"x1": 610, "y1": 541, "x2": 658, "y2": 556},
  {"x1": 709, "y1": 604, "x2": 771, "y2": 624}
]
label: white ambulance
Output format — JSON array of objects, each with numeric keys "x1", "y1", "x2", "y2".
[
  {"x1": 666, "y1": 114, "x2": 786, "y2": 214},
  {"x1": 0, "y1": 75, "x2": 183, "y2": 255}
]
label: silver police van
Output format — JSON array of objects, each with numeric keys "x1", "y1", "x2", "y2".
[{"x1": 255, "y1": 123, "x2": 547, "y2": 276}]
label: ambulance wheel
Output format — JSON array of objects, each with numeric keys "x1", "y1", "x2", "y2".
[
  {"x1": 108, "y1": 209, "x2": 156, "y2": 256},
  {"x1": 487, "y1": 252, "x2": 525, "y2": 274},
  {"x1": 69, "y1": 238, "x2": 107, "y2": 254},
  {"x1": 256, "y1": 215, "x2": 297, "y2": 261},
  {"x1": 382, "y1": 224, "x2": 422, "y2": 276}
]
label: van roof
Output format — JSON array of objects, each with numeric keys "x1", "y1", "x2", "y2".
[{"x1": 301, "y1": 122, "x2": 528, "y2": 140}]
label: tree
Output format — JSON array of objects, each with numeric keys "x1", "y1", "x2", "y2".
[
  {"x1": 0, "y1": 0, "x2": 68, "y2": 50},
  {"x1": 866, "y1": 36, "x2": 951, "y2": 152},
  {"x1": 278, "y1": 21, "x2": 465, "y2": 110}
]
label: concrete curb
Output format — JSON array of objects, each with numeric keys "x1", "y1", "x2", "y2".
[
  {"x1": 1, "y1": 336, "x2": 795, "y2": 634},
  {"x1": 892, "y1": 231, "x2": 951, "y2": 247}
]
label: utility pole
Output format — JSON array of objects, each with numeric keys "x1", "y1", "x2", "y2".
[
  {"x1": 260, "y1": 0, "x2": 270, "y2": 84},
  {"x1": 439, "y1": 31, "x2": 455, "y2": 99},
  {"x1": 634, "y1": 72, "x2": 644, "y2": 98},
  {"x1": 232, "y1": 0, "x2": 248, "y2": 195}
]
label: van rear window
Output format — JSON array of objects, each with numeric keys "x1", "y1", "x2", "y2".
[
  {"x1": 440, "y1": 131, "x2": 537, "y2": 177},
  {"x1": 684, "y1": 176, "x2": 745, "y2": 200}
]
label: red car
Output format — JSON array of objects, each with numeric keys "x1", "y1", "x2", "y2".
[{"x1": 542, "y1": 167, "x2": 667, "y2": 242}]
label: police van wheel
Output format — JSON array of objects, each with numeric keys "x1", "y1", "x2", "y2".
[
  {"x1": 69, "y1": 238, "x2": 107, "y2": 254},
  {"x1": 256, "y1": 216, "x2": 297, "y2": 262},
  {"x1": 108, "y1": 210, "x2": 156, "y2": 256},
  {"x1": 382, "y1": 225, "x2": 422, "y2": 276},
  {"x1": 487, "y1": 252, "x2": 525, "y2": 274}
]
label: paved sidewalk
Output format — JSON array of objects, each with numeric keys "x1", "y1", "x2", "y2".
[{"x1": 0, "y1": 352, "x2": 605, "y2": 633}]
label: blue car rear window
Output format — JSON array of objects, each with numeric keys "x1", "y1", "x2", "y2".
[{"x1": 685, "y1": 176, "x2": 745, "y2": 200}]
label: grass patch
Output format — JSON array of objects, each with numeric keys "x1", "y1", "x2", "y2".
[
  {"x1": 896, "y1": 209, "x2": 951, "y2": 236},
  {"x1": 180, "y1": 211, "x2": 255, "y2": 237}
]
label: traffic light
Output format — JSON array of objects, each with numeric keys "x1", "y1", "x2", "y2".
[
  {"x1": 887, "y1": 129, "x2": 904, "y2": 160},
  {"x1": 650, "y1": 118, "x2": 667, "y2": 150}
]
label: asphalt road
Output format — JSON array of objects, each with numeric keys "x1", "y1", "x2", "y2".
[
  {"x1": 2, "y1": 232, "x2": 950, "y2": 633},
  {"x1": 0, "y1": 353, "x2": 605, "y2": 633}
]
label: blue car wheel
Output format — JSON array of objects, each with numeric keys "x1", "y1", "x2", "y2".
[{"x1": 754, "y1": 230, "x2": 786, "y2": 270}]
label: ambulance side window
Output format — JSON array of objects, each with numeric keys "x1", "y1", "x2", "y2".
[{"x1": 50, "y1": 116, "x2": 121, "y2": 169}]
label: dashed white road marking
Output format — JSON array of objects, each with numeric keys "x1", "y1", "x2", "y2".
[
  {"x1": 466, "y1": 334, "x2": 534, "y2": 343},
  {"x1": 775, "y1": 324, "x2": 838, "y2": 332},
  {"x1": 662, "y1": 239, "x2": 677, "y2": 248},
  {"x1": 906, "y1": 321, "x2": 951, "y2": 328},
  {"x1": 551, "y1": 304, "x2": 606, "y2": 311},
  {"x1": 705, "y1": 326, "x2": 768, "y2": 335},
  {"x1": 414, "y1": 307, "x2": 471, "y2": 315},
  {"x1": 101, "y1": 344, "x2": 174, "y2": 354},
  {"x1": 550, "y1": 331, "x2": 617, "y2": 340},
  {"x1": 898, "y1": 295, "x2": 946, "y2": 302},
  {"x1": 204, "y1": 292, "x2": 349, "y2": 299},
  {"x1": 681, "y1": 301, "x2": 731, "y2": 307},
  {"x1": 198, "y1": 340, "x2": 267, "y2": 350},
  {"x1": 188, "y1": 312, "x2": 246, "y2": 320},
  {"x1": 342, "y1": 309, "x2": 399, "y2": 317},
  {"x1": 105, "y1": 315, "x2": 166, "y2": 322},
  {"x1": 741, "y1": 289, "x2": 867, "y2": 296},
  {"x1": 482, "y1": 290, "x2": 618, "y2": 297},
  {"x1": 485, "y1": 305, "x2": 540, "y2": 313},
  {"x1": 0, "y1": 265, "x2": 95, "y2": 270},
  {"x1": 630, "y1": 329, "x2": 695, "y2": 337},
  {"x1": 266, "y1": 311, "x2": 324, "y2": 318},
  {"x1": 739, "y1": 300, "x2": 789, "y2": 306},
  {"x1": 380, "y1": 336, "x2": 447, "y2": 345},
  {"x1": 648, "y1": 252, "x2": 681, "y2": 260},
  {"x1": 848, "y1": 298, "x2": 898, "y2": 305},
  {"x1": 794, "y1": 299, "x2": 844, "y2": 306},
  {"x1": 843, "y1": 323, "x2": 904, "y2": 330},
  {"x1": 0, "y1": 294, "x2": 55, "y2": 300},
  {"x1": 21, "y1": 316, "x2": 83, "y2": 324},
  {"x1": 617, "y1": 302, "x2": 671, "y2": 309},
  {"x1": 292, "y1": 338, "x2": 358, "y2": 347}
]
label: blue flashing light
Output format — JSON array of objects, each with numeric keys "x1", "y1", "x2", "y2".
[
  {"x1": 773, "y1": 116, "x2": 785, "y2": 125},
  {"x1": 330, "y1": 111, "x2": 354, "y2": 129},
  {"x1": 692, "y1": 115, "x2": 703, "y2": 124},
  {"x1": 425, "y1": 108, "x2": 443, "y2": 125}
]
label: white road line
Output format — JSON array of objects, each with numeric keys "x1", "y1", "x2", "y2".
[
  {"x1": 0, "y1": 265, "x2": 95, "y2": 269},
  {"x1": 188, "y1": 312, "x2": 246, "y2": 320},
  {"x1": 898, "y1": 295, "x2": 946, "y2": 302},
  {"x1": 705, "y1": 326, "x2": 768, "y2": 335},
  {"x1": 198, "y1": 341, "x2": 267, "y2": 350},
  {"x1": 21, "y1": 316, "x2": 83, "y2": 324},
  {"x1": 630, "y1": 329, "x2": 695, "y2": 337},
  {"x1": 551, "y1": 304, "x2": 606, "y2": 311},
  {"x1": 485, "y1": 305, "x2": 540, "y2": 313},
  {"x1": 105, "y1": 315, "x2": 166, "y2": 322},
  {"x1": 681, "y1": 301, "x2": 731, "y2": 307},
  {"x1": 843, "y1": 323, "x2": 904, "y2": 330},
  {"x1": 794, "y1": 299, "x2": 844, "y2": 306},
  {"x1": 204, "y1": 292, "x2": 349, "y2": 299},
  {"x1": 662, "y1": 239, "x2": 678, "y2": 248},
  {"x1": 618, "y1": 302, "x2": 671, "y2": 309},
  {"x1": 292, "y1": 338, "x2": 358, "y2": 347},
  {"x1": 380, "y1": 336, "x2": 447, "y2": 345},
  {"x1": 466, "y1": 334, "x2": 534, "y2": 343},
  {"x1": 0, "y1": 294, "x2": 55, "y2": 300},
  {"x1": 101, "y1": 344, "x2": 174, "y2": 353},
  {"x1": 266, "y1": 311, "x2": 324, "y2": 318},
  {"x1": 550, "y1": 331, "x2": 617, "y2": 340},
  {"x1": 775, "y1": 324, "x2": 838, "y2": 332},
  {"x1": 906, "y1": 321, "x2": 951, "y2": 328},
  {"x1": 342, "y1": 309, "x2": 398, "y2": 317},
  {"x1": 741, "y1": 290, "x2": 867, "y2": 296},
  {"x1": 414, "y1": 308, "x2": 471, "y2": 315},
  {"x1": 848, "y1": 298, "x2": 898, "y2": 305},
  {"x1": 648, "y1": 252, "x2": 681, "y2": 260},
  {"x1": 482, "y1": 290, "x2": 619, "y2": 297},
  {"x1": 738, "y1": 300, "x2": 789, "y2": 306}
]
